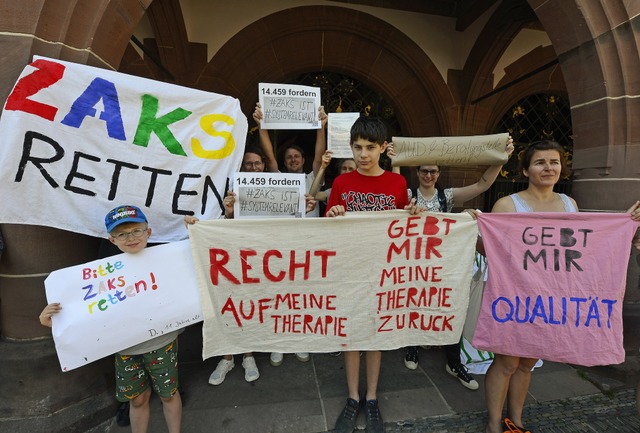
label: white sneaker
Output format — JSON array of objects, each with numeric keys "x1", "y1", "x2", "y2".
[
  {"x1": 270, "y1": 352, "x2": 284, "y2": 366},
  {"x1": 242, "y1": 356, "x2": 260, "y2": 382},
  {"x1": 295, "y1": 352, "x2": 310, "y2": 362},
  {"x1": 208, "y1": 358, "x2": 234, "y2": 385}
]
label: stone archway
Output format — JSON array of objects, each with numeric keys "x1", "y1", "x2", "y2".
[{"x1": 197, "y1": 5, "x2": 457, "y2": 137}]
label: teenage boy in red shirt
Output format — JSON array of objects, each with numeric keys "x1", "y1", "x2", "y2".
[{"x1": 326, "y1": 116, "x2": 418, "y2": 433}]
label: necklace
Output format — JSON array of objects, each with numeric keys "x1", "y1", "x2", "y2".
[{"x1": 418, "y1": 189, "x2": 438, "y2": 209}]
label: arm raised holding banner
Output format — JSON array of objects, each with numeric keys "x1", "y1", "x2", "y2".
[
  {"x1": 308, "y1": 150, "x2": 332, "y2": 199},
  {"x1": 452, "y1": 137, "x2": 514, "y2": 205},
  {"x1": 311, "y1": 107, "x2": 329, "y2": 176},
  {"x1": 253, "y1": 103, "x2": 279, "y2": 173},
  {"x1": 254, "y1": 102, "x2": 326, "y2": 218},
  {"x1": 253, "y1": 102, "x2": 328, "y2": 176}
]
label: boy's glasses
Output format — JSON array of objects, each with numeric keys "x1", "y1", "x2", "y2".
[
  {"x1": 113, "y1": 228, "x2": 147, "y2": 241},
  {"x1": 418, "y1": 169, "x2": 440, "y2": 177}
]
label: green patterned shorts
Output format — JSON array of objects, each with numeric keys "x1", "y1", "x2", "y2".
[{"x1": 114, "y1": 340, "x2": 179, "y2": 402}]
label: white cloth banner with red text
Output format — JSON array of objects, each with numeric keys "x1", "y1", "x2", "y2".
[
  {"x1": 188, "y1": 211, "x2": 478, "y2": 358},
  {"x1": 472, "y1": 212, "x2": 637, "y2": 366}
]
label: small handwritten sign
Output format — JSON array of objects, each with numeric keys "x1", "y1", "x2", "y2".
[
  {"x1": 391, "y1": 133, "x2": 508, "y2": 166},
  {"x1": 233, "y1": 172, "x2": 306, "y2": 218},
  {"x1": 44, "y1": 240, "x2": 202, "y2": 371},
  {"x1": 327, "y1": 112, "x2": 360, "y2": 158},
  {"x1": 258, "y1": 83, "x2": 321, "y2": 129}
]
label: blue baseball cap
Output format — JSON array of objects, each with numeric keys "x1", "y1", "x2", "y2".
[{"x1": 105, "y1": 205, "x2": 148, "y2": 233}]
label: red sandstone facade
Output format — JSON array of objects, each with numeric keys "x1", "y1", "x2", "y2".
[{"x1": 0, "y1": 1, "x2": 638, "y2": 430}]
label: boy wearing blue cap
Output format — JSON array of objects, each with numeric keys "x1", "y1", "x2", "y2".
[{"x1": 39, "y1": 205, "x2": 182, "y2": 433}]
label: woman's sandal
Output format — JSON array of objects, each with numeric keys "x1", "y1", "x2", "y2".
[{"x1": 503, "y1": 417, "x2": 531, "y2": 433}]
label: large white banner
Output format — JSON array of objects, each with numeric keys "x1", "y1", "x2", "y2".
[
  {"x1": 44, "y1": 240, "x2": 202, "y2": 371},
  {"x1": 188, "y1": 211, "x2": 478, "y2": 359},
  {"x1": 0, "y1": 56, "x2": 247, "y2": 242}
]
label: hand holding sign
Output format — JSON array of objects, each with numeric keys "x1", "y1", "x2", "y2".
[
  {"x1": 233, "y1": 172, "x2": 307, "y2": 218},
  {"x1": 258, "y1": 83, "x2": 322, "y2": 130}
]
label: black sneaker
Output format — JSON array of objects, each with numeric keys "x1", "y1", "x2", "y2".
[
  {"x1": 403, "y1": 346, "x2": 419, "y2": 370},
  {"x1": 364, "y1": 399, "x2": 384, "y2": 433},
  {"x1": 446, "y1": 363, "x2": 479, "y2": 390},
  {"x1": 115, "y1": 402, "x2": 130, "y2": 427},
  {"x1": 335, "y1": 397, "x2": 360, "y2": 433}
]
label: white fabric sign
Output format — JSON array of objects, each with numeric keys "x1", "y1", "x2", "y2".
[
  {"x1": 44, "y1": 240, "x2": 202, "y2": 371},
  {"x1": 0, "y1": 56, "x2": 247, "y2": 242},
  {"x1": 233, "y1": 172, "x2": 307, "y2": 218},
  {"x1": 258, "y1": 83, "x2": 321, "y2": 129},
  {"x1": 188, "y1": 211, "x2": 478, "y2": 359}
]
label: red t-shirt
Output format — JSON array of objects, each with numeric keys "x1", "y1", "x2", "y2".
[{"x1": 325, "y1": 170, "x2": 408, "y2": 213}]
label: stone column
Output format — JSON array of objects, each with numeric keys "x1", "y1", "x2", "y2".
[
  {"x1": 529, "y1": 0, "x2": 640, "y2": 301},
  {"x1": 0, "y1": 1, "x2": 149, "y2": 431}
]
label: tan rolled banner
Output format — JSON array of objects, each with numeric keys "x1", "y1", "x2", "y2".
[{"x1": 391, "y1": 133, "x2": 509, "y2": 166}]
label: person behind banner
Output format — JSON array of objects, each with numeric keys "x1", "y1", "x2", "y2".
[
  {"x1": 325, "y1": 115, "x2": 420, "y2": 433},
  {"x1": 39, "y1": 205, "x2": 182, "y2": 433},
  {"x1": 388, "y1": 137, "x2": 514, "y2": 392},
  {"x1": 184, "y1": 146, "x2": 317, "y2": 380},
  {"x1": 308, "y1": 151, "x2": 357, "y2": 205},
  {"x1": 253, "y1": 101, "x2": 326, "y2": 364},
  {"x1": 482, "y1": 140, "x2": 640, "y2": 433},
  {"x1": 253, "y1": 101, "x2": 327, "y2": 218},
  {"x1": 193, "y1": 145, "x2": 265, "y2": 386}
]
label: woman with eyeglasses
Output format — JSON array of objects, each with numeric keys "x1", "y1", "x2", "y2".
[{"x1": 390, "y1": 137, "x2": 514, "y2": 391}]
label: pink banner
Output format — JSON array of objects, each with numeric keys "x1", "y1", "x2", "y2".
[{"x1": 473, "y1": 212, "x2": 637, "y2": 366}]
